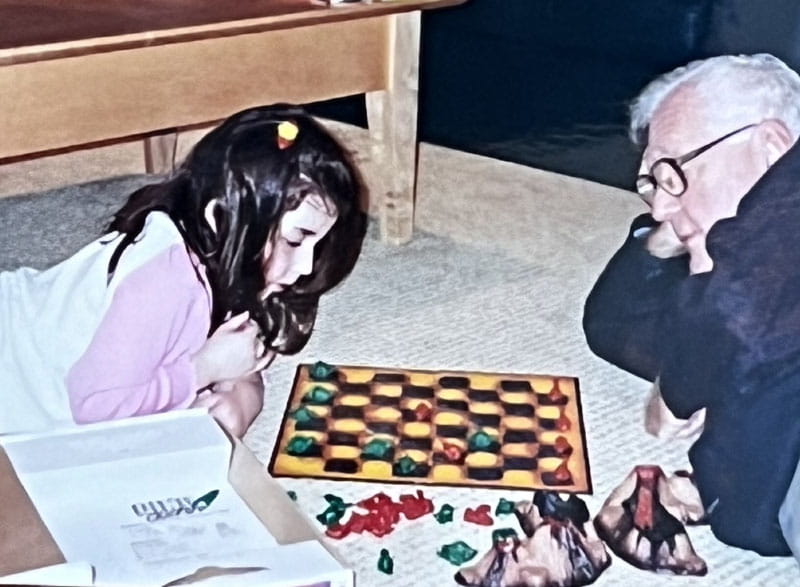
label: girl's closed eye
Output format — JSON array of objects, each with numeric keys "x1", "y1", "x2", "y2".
[{"x1": 284, "y1": 238, "x2": 302, "y2": 248}]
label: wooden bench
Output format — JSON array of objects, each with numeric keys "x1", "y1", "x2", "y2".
[{"x1": 0, "y1": 0, "x2": 465, "y2": 244}]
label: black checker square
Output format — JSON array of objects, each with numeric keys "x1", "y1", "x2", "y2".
[
  {"x1": 372, "y1": 372, "x2": 408, "y2": 384},
  {"x1": 327, "y1": 431, "x2": 360, "y2": 446},
  {"x1": 467, "y1": 467, "x2": 504, "y2": 481},
  {"x1": 367, "y1": 421, "x2": 398, "y2": 436},
  {"x1": 438, "y1": 376, "x2": 471, "y2": 388},
  {"x1": 500, "y1": 379, "x2": 533, "y2": 392},
  {"x1": 324, "y1": 459, "x2": 360, "y2": 474},
  {"x1": 468, "y1": 389, "x2": 500, "y2": 403},
  {"x1": 339, "y1": 382, "x2": 372, "y2": 395},
  {"x1": 295, "y1": 418, "x2": 327, "y2": 432},
  {"x1": 436, "y1": 399, "x2": 469, "y2": 412},
  {"x1": 436, "y1": 424, "x2": 469, "y2": 438},
  {"x1": 538, "y1": 418, "x2": 558, "y2": 431},
  {"x1": 371, "y1": 394, "x2": 401, "y2": 407},
  {"x1": 399, "y1": 436, "x2": 433, "y2": 451},
  {"x1": 502, "y1": 402, "x2": 536, "y2": 417},
  {"x1": 503, "y1": 456, "x2": 538, "y2": 470},
  {"x1": 331, "y1": 405, "x2": 364, "y2": 420},
  {"x1": 536, "y1": 392, "x2": 569, "y2": 407},
  {"x1": 469, "y1": 412, "x2": 502, "y2": 428},
  {"x1": 503, "y1": 429, "x2": 537, "y2": 444},
  {"x1": 402, "y1": 385, "x2": 436, "y2": 399}
]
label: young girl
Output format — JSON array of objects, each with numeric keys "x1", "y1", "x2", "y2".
[{"x1": 0, "y1": 104, "x2": 367, "y2": 437}]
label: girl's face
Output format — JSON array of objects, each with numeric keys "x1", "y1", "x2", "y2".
[{"x1": 261, "y1": 193, "x2": 337, "y2": 296}]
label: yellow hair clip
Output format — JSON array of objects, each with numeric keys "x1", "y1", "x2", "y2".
[{"x1": 277, "y1": 120, "x2": 299, "y2": 150}]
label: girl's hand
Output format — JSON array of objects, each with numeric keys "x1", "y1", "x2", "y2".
[
  {"x1": 191, "y1": 373, "x2": 265, "y2": 438},
  {"x1": 191, "y1": 311, "x2": 274, "y2": 389}
]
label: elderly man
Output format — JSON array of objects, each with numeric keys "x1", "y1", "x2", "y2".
[{"x1": 583, "y1": 53, "x2": 800, "y2": 556}]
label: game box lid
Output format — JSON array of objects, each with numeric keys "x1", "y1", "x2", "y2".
[{"x1": 0, "y1": 410, "x2": 353, "y2": 586}]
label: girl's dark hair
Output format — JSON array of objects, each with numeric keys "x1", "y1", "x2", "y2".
[{"x1": 107, "y1": 104, "x2": 367, "y2": 353}]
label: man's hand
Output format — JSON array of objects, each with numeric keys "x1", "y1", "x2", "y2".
[
  {"x1": 646, "y1": 222, "x2": 687, "y2": 259},
  {"x1": 644, "y1": 379, "x2": 705, "y2": 441}
]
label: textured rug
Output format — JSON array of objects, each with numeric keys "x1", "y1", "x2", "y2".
[{"x1": 1, "y1": 137, "x2": 798, "y2": 586}]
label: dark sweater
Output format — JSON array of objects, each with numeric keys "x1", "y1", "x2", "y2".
[{"x1": 583, "y1": 140, "x2": 800, "y2": 556}]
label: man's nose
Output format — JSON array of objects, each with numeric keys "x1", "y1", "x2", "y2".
[{"x1": 649, "y1": 187, "x2": 681, "y2": 221}]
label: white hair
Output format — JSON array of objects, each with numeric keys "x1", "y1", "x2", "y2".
[{"x1": 629, "y1": 53, "x2": 800, "y2": 144}]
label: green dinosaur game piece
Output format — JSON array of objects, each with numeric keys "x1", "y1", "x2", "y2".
[
  {"x1": 495, "y1": 497, "x2": 516, "y2": 515},
  {"x1": 467, "y1": 430, "x2": 500, "y2": 453},
  {"x1": 437, "y1": 541, "x2": 477, "y2": 565},
  {"x1": 291, "y1": 405, "x2": 321, "y2": 423},
  {"x1": 394, "y1": 455, "x2": 420, "y2": 476},
  {"x1": 377, "y1": 548, "x2": 394, "y2": 575},
  {"x1": 434, "y1": 504, "x2": 455, "y2": 524},
  {"x1": 302, "y1": 386, "x2": 335, "y2": 405},
  {"x1": 362, "y1": 438, "x2": 393, "y2": 460},
  {"x1": 309, "y1": 361, "x2": 337, "y2": 380},
  {"x1": 286, "y1": 436, "x2": 319, "y2": 456},
  {"x1": 315, "y1": 494, "x2": 351, "y2": 527}
]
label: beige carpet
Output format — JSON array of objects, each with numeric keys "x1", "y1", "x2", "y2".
[{"x1": 1, "y1": 122, "x2": 797, "y2": 586}]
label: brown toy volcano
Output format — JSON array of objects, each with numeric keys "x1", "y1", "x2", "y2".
[{"x1": 593, "y1": 465, "x2": 707, "y2": 575}]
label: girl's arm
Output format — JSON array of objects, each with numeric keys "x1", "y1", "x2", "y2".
[{"x1": 66, "y1": 245, "x2": 211, "y2": 423}]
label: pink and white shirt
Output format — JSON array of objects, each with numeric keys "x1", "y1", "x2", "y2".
[{"x1": 0, "y1": 212, "x2": 211, "y2": 434}]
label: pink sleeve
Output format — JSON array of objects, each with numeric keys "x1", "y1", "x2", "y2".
[{"x1": 66, "y1": 245, "x2": 211, "y2": 424}]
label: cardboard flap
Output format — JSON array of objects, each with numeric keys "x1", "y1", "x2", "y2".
[
  {"x1": 0, "y1": 447, "x2": 64, "y2": 576},
  {"x1": 228, "y1": 438, "x2": 319, "y2": 545}
]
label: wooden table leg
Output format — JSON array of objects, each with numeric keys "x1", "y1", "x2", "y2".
[
  {"x1": 366, "y1": 10, "x2": 421, "y2": 245},
  {"x1": 143, "y1": 130, "x2": 178, "y2": 175}
]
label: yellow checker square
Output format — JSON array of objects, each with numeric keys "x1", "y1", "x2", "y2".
[
  {"x1": 373, "y1": 383, "x2": 403, "y2": 397},
  {"x1": 437, "y1": 388, "x2": 468, "y2": 402},
  {"x1": 269, "y1": 363, "x2": 592, "y2": 492},
  {"x1": 339, "y1": 394, "x2": 370, "y2": 407},
  {"x1": 368, "y1": 406, "x2": 402, "y2": 421},
  {"x1": 362, "y1": 461, "x2": 392, "y2": 478},
  {"x1": 501, "y1": 443, "x2": 537, "y2": 457},
  {"x1": 432, "y1": 464, "x2": 464, "y2": 482},
  {"x1": 500, "y1": 391, "x2": 532, "y2": 404},
  {"x1": 332, "y1": 419, "x2": 366, "y2": 434},
  {"x1": 468, "y1": 373, "x2": 498, "y2": 389},
  {"x1": 343, "y1": 369, "x2": 375, "y2": 383},
  {"x1": 409, "y1": 372, "x2": 437, "y2": 386},
  {"x1": 433, "y1": 411, "x2": 467, "y2": 426},
  {"x1": 531, "y1": 376, "x2": 557, "y2": 393},
  {"x1": 325, "y1": 445, "x2": 360, "y2": 460},
  {"x1": 504, "y1": 416, "x2": 536, "y2": 430},
  {"x1": 470, "y1": 402, "x2": 502, "y2": 415},
  {"x1": 403, "y1": 422, "x2": 432, "y2": 437},
  {"x1": 537, "y1": 405, "x2": 562, "y2": 420}
]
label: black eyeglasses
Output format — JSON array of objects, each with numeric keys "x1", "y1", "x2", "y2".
[{"x1": 636, "y1": 124, "x2": 757, "y2": 204}]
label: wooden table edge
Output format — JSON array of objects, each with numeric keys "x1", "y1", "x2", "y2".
[{"x1": 0, "y1": 0, "x2": 466, "y2": 67}]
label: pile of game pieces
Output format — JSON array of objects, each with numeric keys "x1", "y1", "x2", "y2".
[
  {"x1": 316, "y1": 489, "x2": 434, "y2": 539},
  {"x1": 456, "y1": 493, "x2": 610, "y2": 587}
]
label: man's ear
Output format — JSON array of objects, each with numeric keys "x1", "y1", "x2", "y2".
[
  {"x1": 757, "y1": 119, "x2": 794, "y2": 168},
  {"x1": 203, "y1": 200, "x2": 220, "y2": 233}
]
